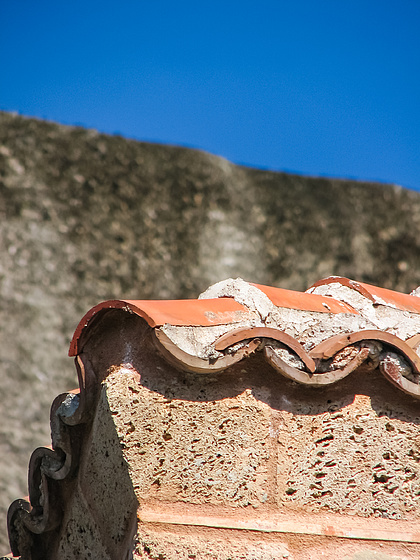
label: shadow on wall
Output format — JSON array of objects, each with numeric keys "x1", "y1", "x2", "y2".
[{"x1": 7, "y1": 376, "x2": 138, "y2": 560}]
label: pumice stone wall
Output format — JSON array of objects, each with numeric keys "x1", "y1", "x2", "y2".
[{"x1": 4, "y1": 277, "x2": 420, "y2": 560}]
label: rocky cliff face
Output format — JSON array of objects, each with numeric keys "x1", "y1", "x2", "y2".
[{"x1": 1, "y1": 110, "x2": 420, "y2": 552}]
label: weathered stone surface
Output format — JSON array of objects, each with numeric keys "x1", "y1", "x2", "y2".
[
  {"x1": 49, "y1": 313, "x2": 420, "y2": 558},
  {"x1": 2, "y1": 110, "x2": 420, "y2": 553},
  {"x1": 111, "y1": 377, "x2": 272, "y2": 508},
  {"x1": 276, "y1": 393, "x2": 420, "y2": 518}
]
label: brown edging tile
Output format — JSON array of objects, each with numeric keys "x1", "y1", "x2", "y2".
[
  {"x1": 310, "y1": 329, "x2": 420, "y2": 372},
  {"x1": 265, "y1": 345, "x2": 370, "y2": 386},
  {"x1": 154, "y1": 329, "x2": 261, "y2": 374},
  {"x1": 214, "y1": 326, "x2": 316, "y2": 372}
]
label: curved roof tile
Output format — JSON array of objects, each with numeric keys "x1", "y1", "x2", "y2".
[
  {"x1": 69, "y1": 297, "x2": 252, "y2": 356},
  {"x1": 310, "y1": 276, "x2": 420, "y2": 314},
  {"x1": 250, "y1": 282, "x2": 357, "y2": 314}
]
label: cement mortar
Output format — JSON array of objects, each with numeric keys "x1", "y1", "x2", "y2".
[
  {"x1": 162, "y1": 278, "x2": 376, "y2": 360},
  {"x1": 199, "y1": 278, "x2": 275, "y2": 321},
  {"x1": 309, "y1": 283, "x2": 420, "y2": 342},
  {"x1": 160, "y1": 320, "x2": 263, "y2": 360}
]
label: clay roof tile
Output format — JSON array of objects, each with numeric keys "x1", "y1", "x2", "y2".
[
  {"x1": 310, "y1": 276, "x2": 420, "y2": 314},
  {"x1": 69, "y1": 297, "x2": 251, "y2": 356},
  {"x1": 250, "y1": 282, "x2": 357, "y2": 314}
]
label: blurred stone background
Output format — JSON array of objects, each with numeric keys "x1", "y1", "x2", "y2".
[{"x1": 1, "y1": 111, "x2": 420, "y2": 553}]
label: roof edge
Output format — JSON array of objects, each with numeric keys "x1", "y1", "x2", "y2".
[{"x1": 69, "y1": 297, "x2": 251, "y2": 356}]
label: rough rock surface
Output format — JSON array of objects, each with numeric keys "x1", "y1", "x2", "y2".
[{"x1": 2, "y1": 110, "x2": 420, "y2": 552}]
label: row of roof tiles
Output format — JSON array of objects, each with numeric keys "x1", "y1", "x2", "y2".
[
  {"x1": 70, "y1": 277, "x2": 420, "y2": 348},
  {"x1": 70, "y1": 276, "x2": 420, "y2": 399}
]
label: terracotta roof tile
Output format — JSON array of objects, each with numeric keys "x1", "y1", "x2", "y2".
[
  {"x1": 310, "y1": 276, "x2": 420, "y2": 314},
  {"x1": 69, "y1": 297, "x2": 251, "y2": 356},
  {"x1": 250, "y1": 282, "x2": 357, "y2": 314}
]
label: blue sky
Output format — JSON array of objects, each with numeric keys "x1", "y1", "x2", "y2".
[{"x1": 1, "y1": 1, "x2": 419, "y2": 190}]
